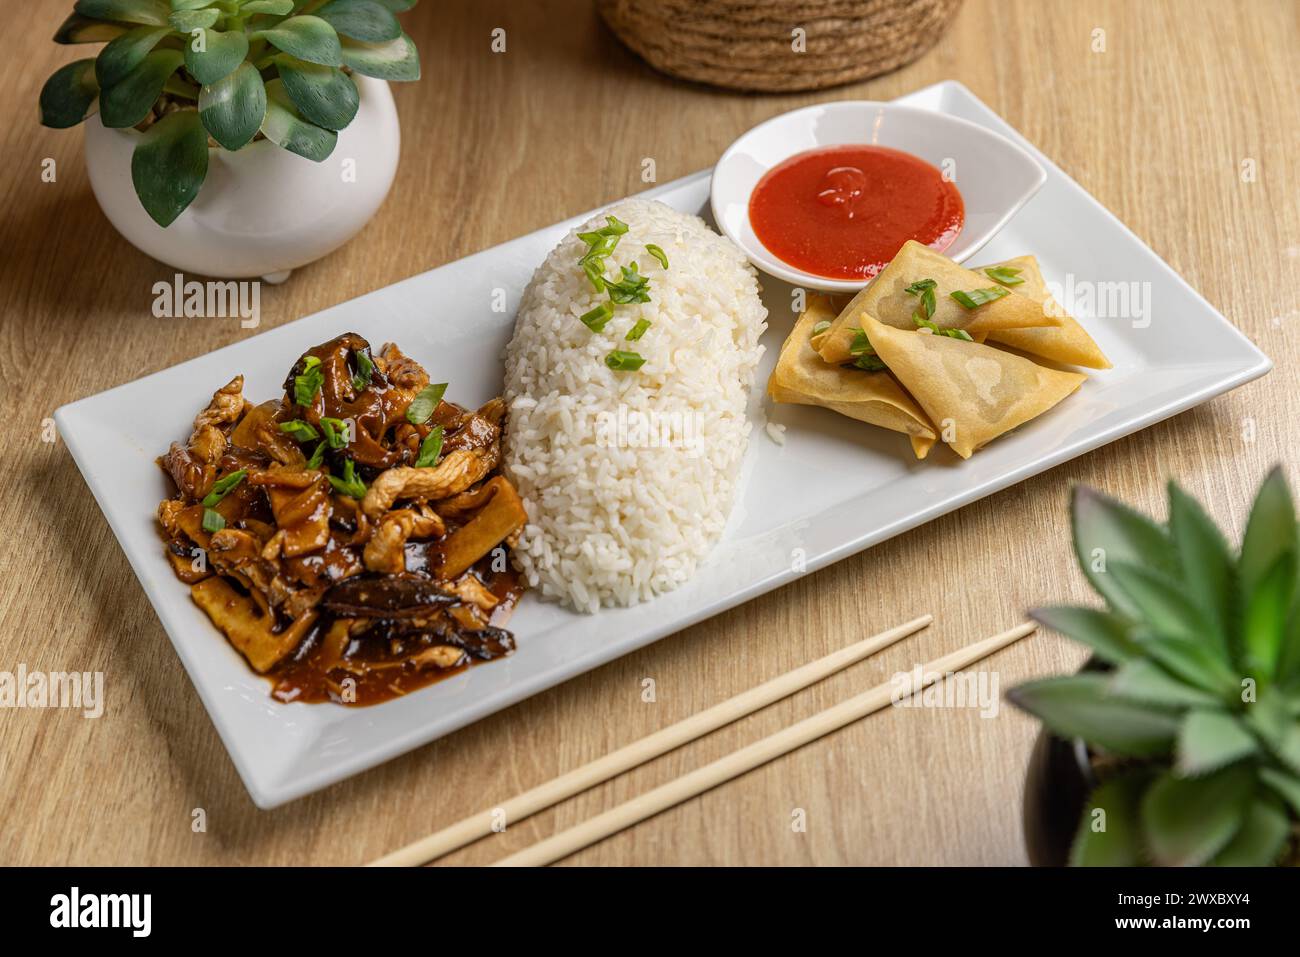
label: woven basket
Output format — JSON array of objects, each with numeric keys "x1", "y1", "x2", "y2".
[{"x1": 597, "y1": 0, "x2": 962, "y2": 93}]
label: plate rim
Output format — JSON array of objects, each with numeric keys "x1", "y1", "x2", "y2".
[{"x1": 54, "y1": 79, "x2": 1273, "y2": 808}]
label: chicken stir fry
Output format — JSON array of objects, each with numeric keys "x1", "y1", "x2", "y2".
[{"x1": 156, "y1": 333, "x2": 528, "y2": 706}]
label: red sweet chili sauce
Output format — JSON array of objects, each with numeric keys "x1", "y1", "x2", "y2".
[{"x1": 748, "y1": 144, "x2": 964, "y2": 281}]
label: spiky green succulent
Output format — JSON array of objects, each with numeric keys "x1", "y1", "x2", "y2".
[
  {"x1": 39, "y1": 0, "x2": 420, "y2": 227},
  {"x1": 1010, "y1": 467, "x2": 1300, "y2": 866}
]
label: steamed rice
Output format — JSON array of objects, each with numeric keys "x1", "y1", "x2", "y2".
[{"x1": 502, "y1": 199, "x2": 768, "y2": 612}]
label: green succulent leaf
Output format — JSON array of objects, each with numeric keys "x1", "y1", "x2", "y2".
[
  {"x1": 1176, "y1": 709, "x2": 1259, "y2": 776},
  {"x1": 171, "y1": 0, "x2": 219, "y2": 10},
  {"x1": 1071, "y1": 486, "x2": 1179, "y2": 620},
  {"x1": 75, "y1": 0, "x2": 171, "y2": 25},
  {"x1": 255, "y1": 15, "x2": 344, "y2": 67},
  {"x1": 242, "y1": 0, "x2": 296, "y2": 14},
  {"x1": 339, "y1": 31, "x2": 419, "y2": 80},
  {"x1": 1168, "y1": 481, "x2": 1235, "y2": 658},
  {"x1": 1259, "y1": 766, "x2": 1300, "y2": 817},
  {"x1": 1132, "y1": 629, "x2": 1240, "y2": 698},
  {"x1": 1209, "y1": 793, "x2": 1289, "y2": 866},
  {"x1": 261, "y1": 77, "x2": 337, "y2": 160},
  {"x1": 374, "y1": 0, "x2": 417, "y2": 10},
  {"x1": 1243, "y1": 551, "x2": 1297, "y2": 680},
  {"x1": 55, "y1": 12, "x2": 132, "y2": 44},
  {"x1": 1239, "y1": 467, "x2": 1296, "y2": 598},
  {"x1": 184, "y1": 27, "x2": 249, "y2": 85},
  {"x1": 276, "y1": 57, "x2": 359, "y2": 130},
  {"x1": 169, "y1": 7, "x2": 220, "y2": 31},
  {"x1": 1140, "y1": 764, "x2": 1254, "y2": 866},
  {"x1": 39, "y1": 60, "x2": 100, "y2": 129},
  {"x1": 1030, "y1": 605, "x2": 1141, "y2": 666},
  {"x1": 315, "y1": 0, "x2": 401, "y2": 42},
  {"x1": 131, "y1": 108, "x2": 209, "y2": 226},
  {"x1": 95, "y1": 25, "x2": 171, "y2": 88},
  {"x1": 1104, "y1": 561, "x2": 1206, "y2": 646},
  {"x1": 1070, "y1": 770, "x2": 1152, "y2": 866},
  {"x1": 1006, "y1": 674, "x2": 1181, "y2": 757},
  {"x1": 99, "y1": 48, "x2": 185, "y2": 127},
  {"x1": 199, "y1": 62, "x2": 267, "y2": 151},
  {"x1": 1109, "y1": 658, "x2": 1221, "y2": 710}
]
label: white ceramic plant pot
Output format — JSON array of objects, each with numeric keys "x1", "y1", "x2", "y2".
[{"x1": 83, "y1": 74, "x2": 400, "y2": 282}]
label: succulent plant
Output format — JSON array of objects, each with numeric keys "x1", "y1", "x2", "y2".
[
  {"x1": 39, "y1": 0, "x2": 421, "y2": 226},
  {"x1": 1009, "y1": 467, "x2": 1300, "y2": 866}
]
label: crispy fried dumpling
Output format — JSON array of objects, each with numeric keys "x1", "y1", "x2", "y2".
[
  {"x1": 817, "y1": 240, "x2": 1061, "y2": 364},
  {"x1": 980, "y1": 256, "x2": 1111, "y2": 369},
  {"x1": 769, "y1": 295, "x2": 937, "y2": 459},
  {"x1": 859, "y1": 314, "x2": 1086, "y2": 459}
]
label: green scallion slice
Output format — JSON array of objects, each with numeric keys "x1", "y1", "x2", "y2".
[
  {"x1": 319, "y1": 416, "x2": 349, "y2": 449},
  {"x1": 278, "y1": 419, "x2": 319, "y2": 443},
  {"x1": 201, "y1": 469, "x2": 247, "y2": 508},
  {"x1": 293, "y1": 355, "x2": 323, "y2": 406},
  {"x1": 625, "y1": 318, "x2": 652, "y2": 341},
  {"x1": 580, "y1": 301, "x2": 615, "y2": 332},
  {"x1": 414, "y1": 425, "x2": 444, "y2": 468},
  {"x1": 582, "y1": 258, "x2": 607, "y2": 294},
  {"x1": 327, "y1": 459, "x2": 366, "y2": 499},
  {"x1": 201, "y1": 507, "x2": 226, "y2": 533},
  {"x1": 351, "y1": 348, "x2": 374, "y2": 391},
  {"x1": 950, "y1": 286, "x2": 1011, "y2": 309},
  {"x1": 605, "y1": 350, "x2": 645, "y2": 372},
  {"x1": 984, "y1": 266, "x2": 1025, "y2": 286},
  {"x1": 811, "y1": 320, "x2": 832, "y2": 337},
  {"x1": 406, "y1": 382, "x2": 448, "y2": 425},
  {"x1": 306, "y1": 441, "x2": 326, "y2": 469},
  {"x1": 645, "y1": 244, "x2": 669, "y2": 269}
]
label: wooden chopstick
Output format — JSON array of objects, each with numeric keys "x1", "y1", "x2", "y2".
[
  {"x1": 367, "y1": 613, "x2": 932, "y2": 866},
  {"x1": 492, "y1": 621, "x2": 1036, "y2": 867}
]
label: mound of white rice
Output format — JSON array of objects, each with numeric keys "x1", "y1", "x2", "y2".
[{"x1": 502, "y1": 199, "x2": 768, "y2": 612}]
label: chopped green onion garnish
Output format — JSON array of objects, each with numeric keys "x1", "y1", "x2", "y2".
[
  {"x1": 278, "y1": 419, "x2": 319, "y2": 443},
  {"x1": 307, "y1": 441, "x2": 325, "y2": 469},
  {"x1": 293, "y1": 355, "x2": 323, "y2": 406},
  {"x1": 645, "y1": 244, "x2": 669, "y2": 269},
  {"x1": 605, "y1": 350, "x2": 645, "y2": 372},
  {"x1": 406, "y1": 382, "x2": 448, "y2": 425},
  {"x1": 849, "y1": 354, "x2": 888, "y2": 372},
  {"x1": 913, "y1": 313, "x2": 974, "y2": 340},
  {"x1": 580, "y1": 301, "x2": 615, "y2": 332},
  {"x1": 201, "y1": 469, "x2": 247, "y2": 507},
  {"x1": 811, "y1": 320, "x2": 832, "y2": 337},
  {"x1": 327, "y1": 459, "x2": 366, "y2": 499},
  {"x1": 607, "y1": 265, "x2": 651, "y2": 304},
  {"x1": 319, "y1": 416, "x2": 349, "y2": 449},
  {"x1": 849, "y1": 328, "x2": 876, "y2": 356},
  {"x1": 351, "y1": 348, "x2": 374, "y2": 391},
  {"x1": 582, "y1": 258, "x2": 606, "y2": 294},
  {"x1": 414, "y1": 425, "x2": 444, "y2": 468},
  {"x1": 904, "y1": 277, "x2": 938, "y2": 322},
  {"x1": 950, "y1": 286, "x2": 1011, "y2": 309},
  {"x1": 603, "y1": 215, "x2": 629, "y2": 235},
  {"x1": 625, "y1": 318, "x2": 652, "y2": 341},
  {"x1": 984, "y1": 266, "x2": 1025, "y2": 286},
  {"x1": 201, "y1": 507, "x2": 226, "y2": 533}
]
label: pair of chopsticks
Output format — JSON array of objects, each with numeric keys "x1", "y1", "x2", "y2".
[{"x1": 368, "y1": 614, "x2": 1034, "y2": 867}]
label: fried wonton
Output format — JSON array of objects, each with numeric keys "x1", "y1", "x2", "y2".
[
  {"x1": 980, "y1": 256, "x2": 1111, "y2": 369},
  {"x1": 769, "y1": 295, "x2": 936, "y2": 459},
  {"x1": 859, "y1": 314, "x2": 1086, "y2": 459},
  {"x1": 817, "y1": 240, "x2": 1062, "y2": 364}
]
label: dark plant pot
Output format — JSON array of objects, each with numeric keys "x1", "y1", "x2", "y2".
[{"x1": 1022, "y1": 728, "x2": 1096, "y2": 866}]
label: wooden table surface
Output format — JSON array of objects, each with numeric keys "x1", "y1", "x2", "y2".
[{"x1": 2, "y1": 0, "x2": 1295, "y2": 866}]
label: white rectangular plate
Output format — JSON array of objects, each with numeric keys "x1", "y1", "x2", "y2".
[{"x1": 57, "y1": 81, "x2": 1271, "y2": 808}]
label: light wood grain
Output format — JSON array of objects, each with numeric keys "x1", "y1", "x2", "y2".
[{"x1": 1, "y1": 0, "x2": 1296, "y2": 867}]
